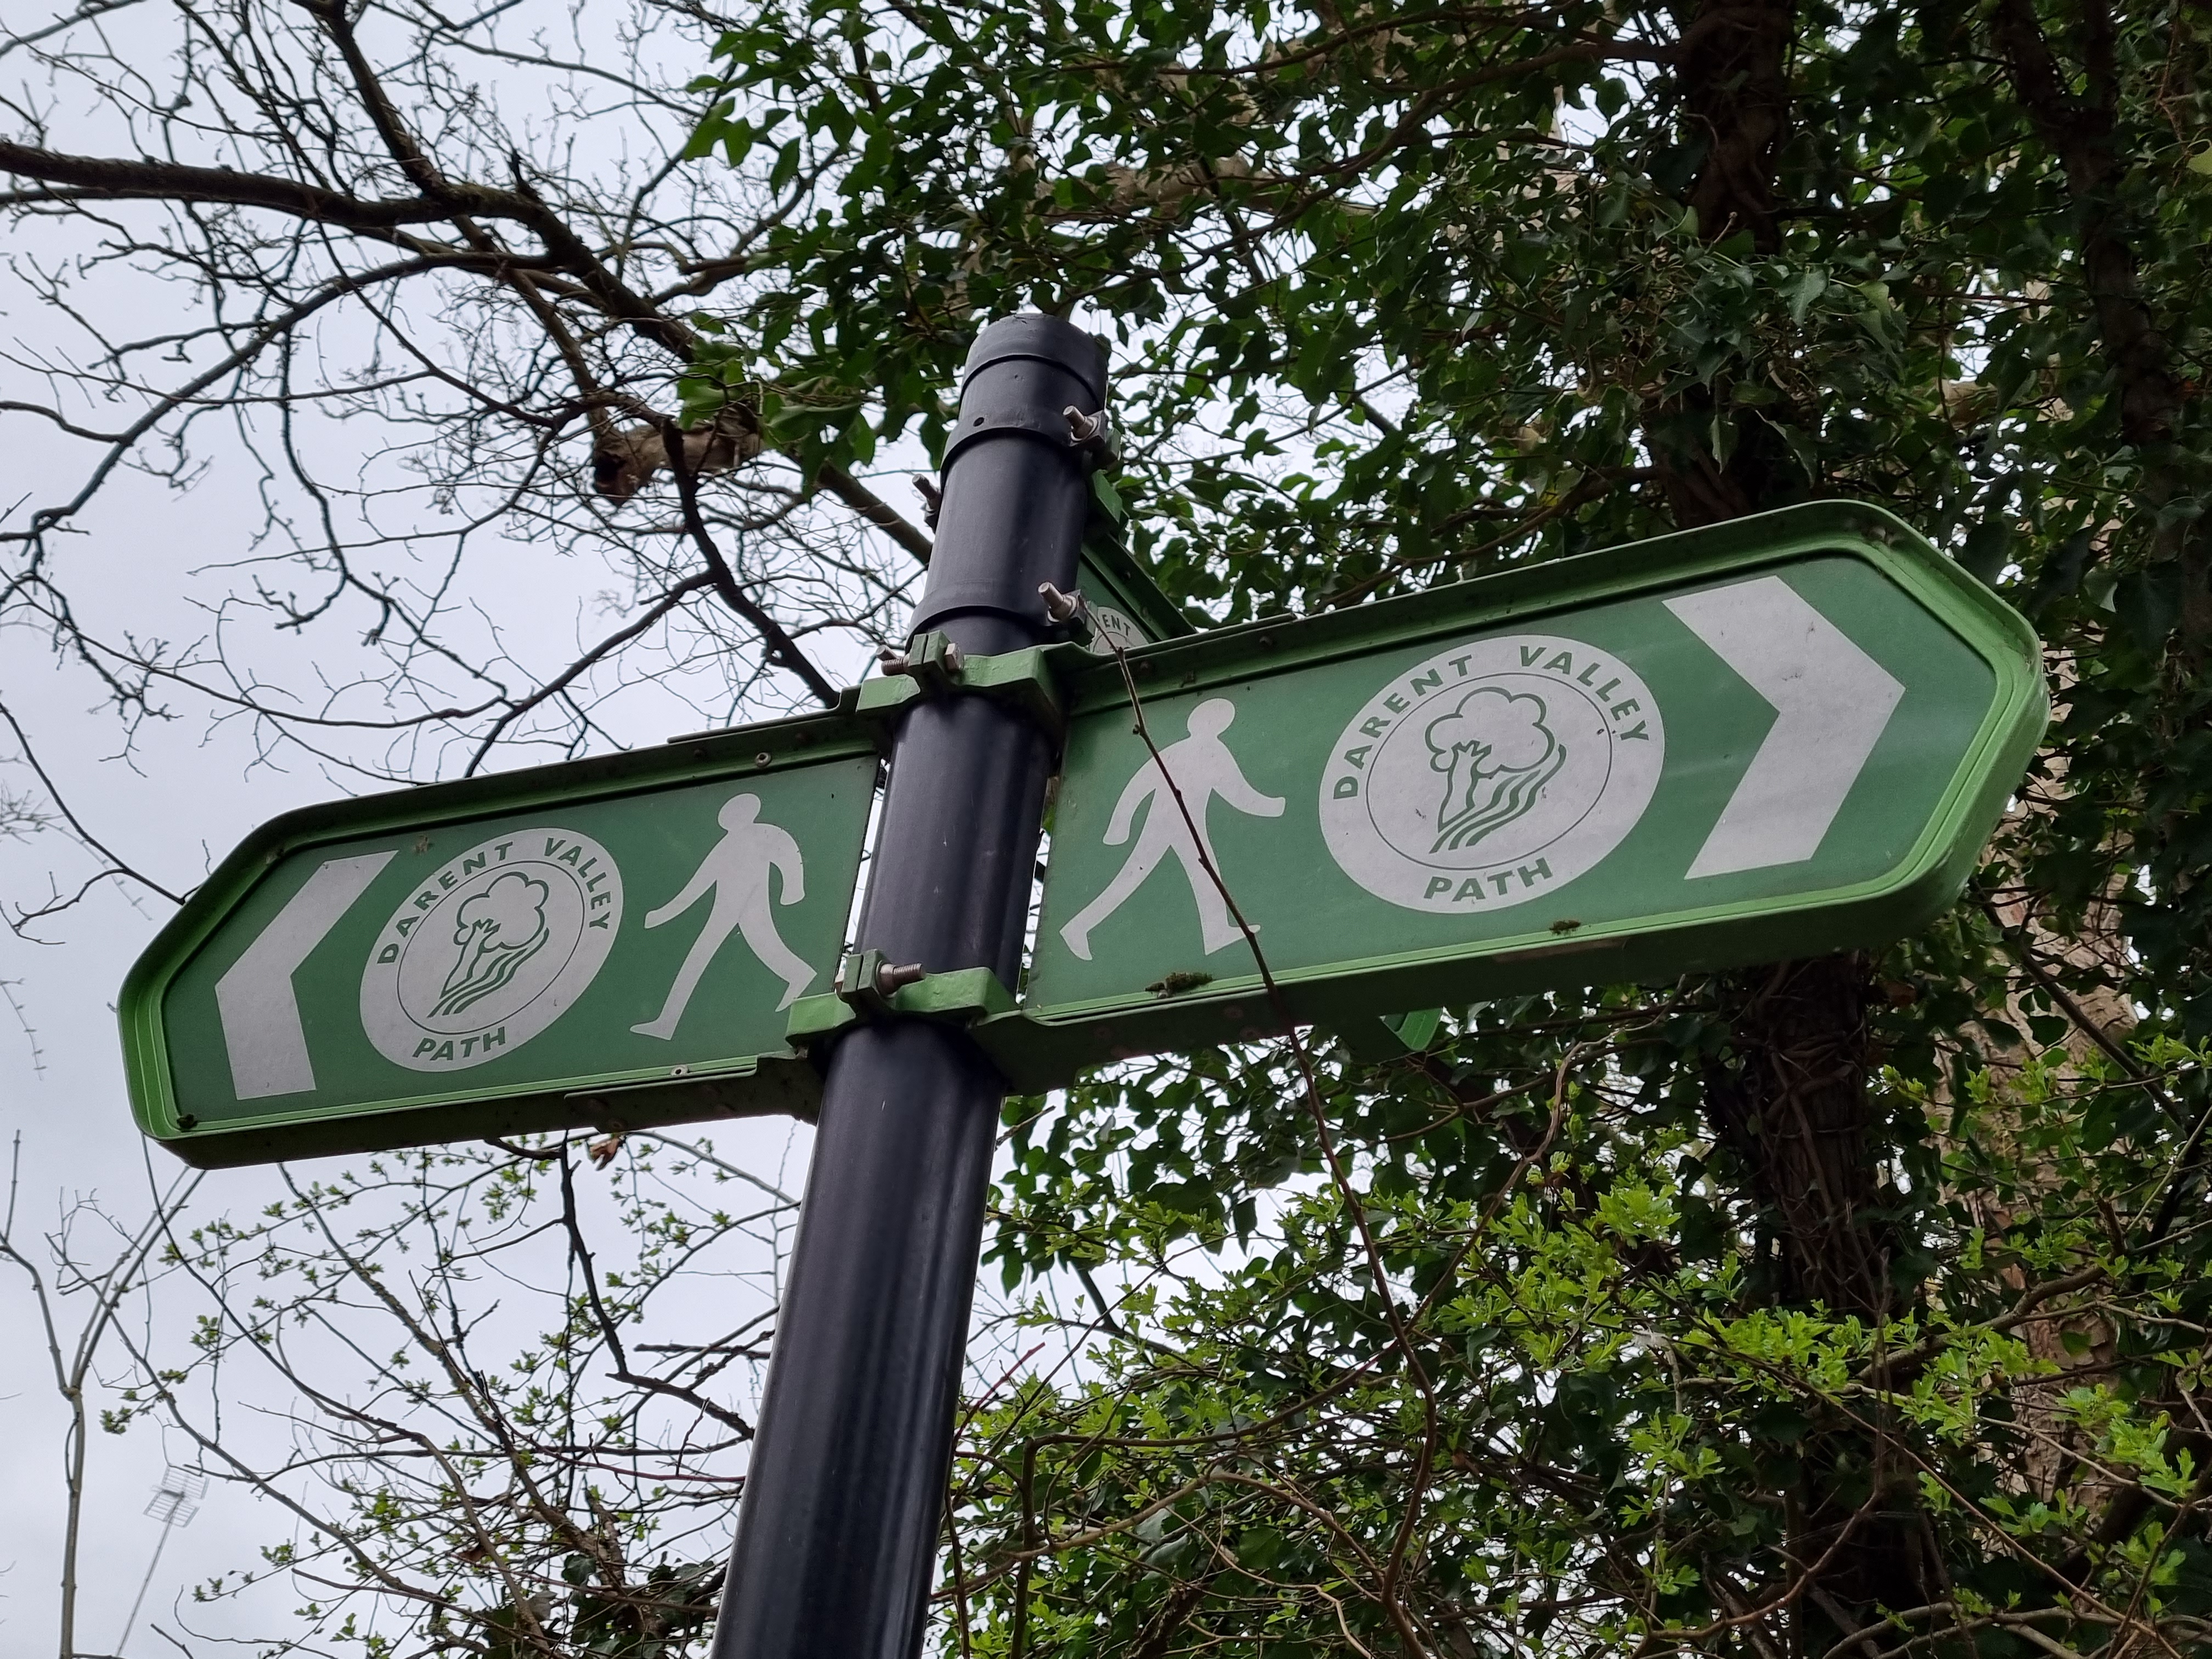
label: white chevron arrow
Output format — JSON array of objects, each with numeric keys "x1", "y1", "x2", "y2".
[
  {"x1": 214, "y1": 850, "x2": 394, "y2": 1099},
  {"x1": 1664, "y1": 576, "x2": 1904, "y2": 879}
]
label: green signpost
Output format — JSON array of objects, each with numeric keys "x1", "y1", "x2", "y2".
[
  {"x1": 111, "y1": 304, "x2": 2047, "y2": 1659},
  {"x1": 122, "y1": 708, "x2": 878, "y2": 1166},
  {"x1": 121, "y1": 501, "x2": 2049, "y2": 1161},
  {"x1": 968, "y1": 501, "x2": 2047, "y2": 1087}
]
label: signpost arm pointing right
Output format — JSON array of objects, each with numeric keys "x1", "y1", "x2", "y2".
[{"x1": 1665, "y1": 575, "x2": 1905, "y2": 878}]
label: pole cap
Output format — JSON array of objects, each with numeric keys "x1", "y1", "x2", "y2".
[{"x1": 961, "y1": 314, "x2": 1108, "y2": 407}]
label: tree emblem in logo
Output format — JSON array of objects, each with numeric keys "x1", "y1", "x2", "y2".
[
  {"x1": 361, "y1": 827, "x2": 623, "y2": 1071},
  {"x1": 1423, "y1": 687, "x2": 1567, "y2": 854},
  {"x1": 433, "y1": 870, "x2": 551, "y2": 1018},
  {"x1": 1319, "y1": 634, "x2": 1664, "y2": 914}
]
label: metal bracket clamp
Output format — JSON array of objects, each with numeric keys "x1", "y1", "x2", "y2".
[
  {"x1": 785, "y1": 960, "x2": 1020, "y2": 1052},
  {"x1": 1064, "y1": 405, "x2": 1118, "y2": 466},
  {"x1": 935, "y1": 403, "x2": 1119, "y2": 471},
  {"x1": 876, "y1": 630, "x2": 966, "y2": 697},
  {"x1": 853, "y1": 640, "x2": 1076, "y2": 753},
  {"x1": 1036, "y1": 582, "x2": 1094, "y2": 647},
  {"x1": 837, "y1": 949, "x2": 927, "y2": 1019}
]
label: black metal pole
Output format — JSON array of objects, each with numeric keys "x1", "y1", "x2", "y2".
[{"x1": 707, "y1": 314, "x2": 1105, "y2": 1659}]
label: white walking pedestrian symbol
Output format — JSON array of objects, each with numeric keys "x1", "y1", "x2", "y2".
[
  {"x1": 633, "y1": 793, "x2": 816, "y2": 1038},
  {"x1": 1059, "y1": 698, "x2": 1283, "y2": 961}
]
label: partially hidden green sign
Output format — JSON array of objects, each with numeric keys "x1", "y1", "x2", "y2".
[
  {"x1": 972, "y1": 503, "x2": 2047, "y2": 1087},
  {"x1": 1076, "y1": 514, "x2": 1195, "y2": 653},
  {"x1": 122, "y1": 711, "x2": 877, "y2": 1166}
]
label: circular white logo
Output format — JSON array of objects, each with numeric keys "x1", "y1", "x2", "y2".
[
  {"x1": 1319, "y1": 634, "x2": 1664, "y2": 914},
  {"x1": 1079, "y1": 603, "x2": 1150, "y2": 657},
  {"x1": 360, "y1": 828, "x2": 624, "y2": 1071}
]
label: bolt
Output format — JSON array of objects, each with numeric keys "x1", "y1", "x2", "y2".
[
  {"x1": 911, "y1": 474, "x2": 942, "y2": 528},
  {"x1": 941, "y1": 642, "x2": 966, "y2": 675},
  {"x1": 874, "y1": 961, "x2": 926, "y2": 995},
  {"x1": 1064, "y1": 406, "x2": 1116, "y2": 462},
  {"x1": 878, "y1": 646, "x2": 910, "y2": 675},
  {"x1": 1037, "y1": 582, "x2": 1082, "y2": 623}
]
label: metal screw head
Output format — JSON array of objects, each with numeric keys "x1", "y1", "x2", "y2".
[{"x1": 754, "y1": 751, "x2": 773, "y2": 766}]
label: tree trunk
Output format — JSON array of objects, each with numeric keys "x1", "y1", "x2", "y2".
[
  {"x1": 1655, "y1": 0, "x2": 1928, "y2": 1639},
  {"x1": 1700, "y1": 955, "x2": 1891, "y2": 1318},
  {"x1": 1657, "y1": 0, "x2": 1900, "y2": 1322},
  {"x1": 1989, "y1": 0, "x2": 2209, "y2": 645}
]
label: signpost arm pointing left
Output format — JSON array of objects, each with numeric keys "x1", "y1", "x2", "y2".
[{"x1": 214, "y1": 851, "x2": 394, "y2": 1099}]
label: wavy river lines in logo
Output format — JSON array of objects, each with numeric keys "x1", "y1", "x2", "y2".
[
  {"x1": 1319, "y1": 634, "x2": 1666, "y2": 913},
  {"x1": 360, "y1": 828, "x2": 625, "y2": 1072}
]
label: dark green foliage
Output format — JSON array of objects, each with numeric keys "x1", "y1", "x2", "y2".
[{"x1": 676, "y1": 1, "x2": 2212, "y2": 1654}]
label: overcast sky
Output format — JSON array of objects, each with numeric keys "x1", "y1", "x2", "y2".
[{"x1": 0, "y1": 258, "x2": 912, "y2": 1658}]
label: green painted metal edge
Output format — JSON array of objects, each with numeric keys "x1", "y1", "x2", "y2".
[
  {"x1": 785, "y1": 965, "x2": 1019, "y2": 1052},
  {"x1": 854, "y1": 642, "x2": 1085, "y2": 751},
  {"x1": 970, "y1": 501, "x2": 2049, "y2": 1093},
  {"x1": 120, "y1": 707, "x2": 881, "y2": 1168}
]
